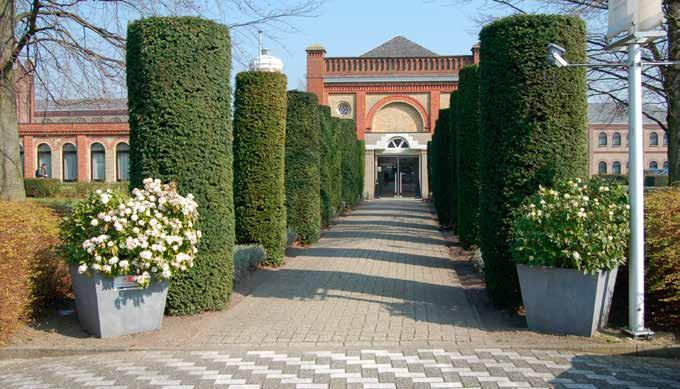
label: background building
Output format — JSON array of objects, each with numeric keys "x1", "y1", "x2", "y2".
[{"x1": 14, "y1": 38, "x2": 669, "y2": 188}]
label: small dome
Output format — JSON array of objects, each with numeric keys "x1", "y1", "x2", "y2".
[{"x1": 249, "y1": 49, "x2": 284, "y2": 73}]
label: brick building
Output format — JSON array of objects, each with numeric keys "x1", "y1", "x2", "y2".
[{"x1": 14, "y1": 36, "x2": 668, "y2": 189}]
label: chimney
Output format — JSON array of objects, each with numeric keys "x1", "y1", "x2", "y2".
[{"x1": 306, "y1": 45, "x2": 326, "y2": 104}]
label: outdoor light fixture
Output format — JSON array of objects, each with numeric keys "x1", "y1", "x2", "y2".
[{"x1": 546, "y1": 43, "x2": 569, "y2": 68}]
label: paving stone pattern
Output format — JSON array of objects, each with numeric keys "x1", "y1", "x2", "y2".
[
  {"x1": 2, "y1": 348, "x2": 679, "y2": 388},
  {"x1": 200, "y1": 199, "x2": 482, "y2": 347}
]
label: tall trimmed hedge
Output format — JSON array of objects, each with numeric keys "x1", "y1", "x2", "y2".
[
  {"x1": 448, "y1": 98, "x2": 459, "y2": 229},
  {"x1": 233, "y1": 71, "x2": 288, "y2": 265},
  {"x1": 339, "y1": 118, "x2": 362, "y2": 208},
  {"x1": 126, "y1": 17, "x2": 234, "y2": 315},
  {"x1": 479, "y1": 14, "x2": 588, "y2": 308},
  {"x1": 431, "y1": 109, "x2": 451, "y2": 226},
  {"x1": 285, "y1": 91, "x2": 321, "y2": 244},
  {"x1": 456, "y1": 66, "x2": 481, "y2": 247},
  {"x1": 319, "y1": 106, "x2": 342, "y2": 225}
]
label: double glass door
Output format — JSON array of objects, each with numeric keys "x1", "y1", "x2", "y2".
[{"x1": 377, "y1": 156, "x2": 419, "y2": 197}]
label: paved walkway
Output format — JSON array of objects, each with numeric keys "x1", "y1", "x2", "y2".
[
  {"x1": 200, "y1": 199, "x2": 483, "y2": 347},
  {"x1": 3, "y1": 199, "x2": 680, "y2": 388}
]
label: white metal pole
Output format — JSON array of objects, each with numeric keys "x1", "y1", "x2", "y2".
[{"x1": 627, "y1": 42, "x2": 648, "y2": 336}]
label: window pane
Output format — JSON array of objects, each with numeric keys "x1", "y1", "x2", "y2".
[
  {"x1": 598, "y1": 162, "x2": 607, "y2": 174},
  {"x1": 37, "y1": 144, "x2": 51, "y2": 178},
  {"x1": 612, "y1": 162, "x2": 621, "y2": 174},
  {"x1": 63, "y1": 144, "x2": 77, "y2": 181},
  {"x1": 92, "y1": 152, "x2": 105, "y2": 181},
  {"x1": 117, "y1": 146, "x2": 129, "y2": 181}
]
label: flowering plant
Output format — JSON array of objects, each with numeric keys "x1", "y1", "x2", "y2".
[
  {"x1": 60, "y1": 178, "x2": 201, "y2": 287},
  {"x1": 511, "y1": 177, "x2": 630, "y2": 273}
]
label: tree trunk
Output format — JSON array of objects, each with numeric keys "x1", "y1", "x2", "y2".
[
  {"x1": 0, "y1": 0, "x2": 25, "y2": 201},
  {"x1": 666, "y1": 0, "x2": 680, "y2": 185}
]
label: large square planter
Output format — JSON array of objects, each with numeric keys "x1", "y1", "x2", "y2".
[
  {"x1": 69, "y1": 266, "x2": 169, "y2": 338},
  {"x1": 516, "y1": 264, "x2": 618, "y2": 337}
]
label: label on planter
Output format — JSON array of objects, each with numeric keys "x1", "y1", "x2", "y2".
[{"x1": 113, "y1": 275, "x2": 141, "y2": 290}]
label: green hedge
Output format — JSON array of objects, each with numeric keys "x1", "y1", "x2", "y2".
[
  {"x1": 431, "y1": 108, "x2": 451, "y2": 226},
  {"x1": 319, "y1": 106, "x2": 342, "y2": 225},
  {"x1": 127, "y1": 16, "x2": 234, "y2": 315},
  {"x1": 479, "y1": 14, "x2": 588, "y2": 308},
  {"x1": 24, "y1": 180, "x2": 128, "y2": 198},
  {"x1": 456, "y1": 66, "x2": 481, "y2": 247},
  {"x1": 338, "y1": 118, "x2": 362, "y2": 208},
  {"x1": 285, "y1": 91, "x2": 321, "y2": 244},
  {"x1": 233, "y1": 71, "x2": 288, "y2": 265}
]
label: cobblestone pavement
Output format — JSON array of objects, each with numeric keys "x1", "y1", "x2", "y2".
[
  {"x1": 2, "y1": 348, "x2": 679, "y2": 388},
  {"x1": 198, "y1": 199, "x2": 485, "y2": 347}
]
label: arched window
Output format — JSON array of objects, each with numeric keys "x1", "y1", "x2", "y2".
[
  {"x1": 612, "y1": 132, "x2": 621, "y2": 146},
  {"x1": 19, "y1": 144, "x2": 24, "y2": 176},
  {"x1": 664, "y1": 161, "x2": 669, "y2": 170},
  {"x1": 37, "y1": 144, "x2": 52, "y2": 178},
  {"x1": 664, "y1": 132, "x2": 668, "y2": 146},
  {"x1": 598, "y1": 132, "x2": 607, "y2": 147},
  {"x1": 650, "y1": 132, "x2": 659, "y2": 146},
  {"x1": 386, "y1": 137, "x2": 409, "y2": 149},
  {"x1": 116, "y1": 143, "x2": 129, "y2": 181},
  {"x1": 612, "y1": 161, "x2": 621, "y2": 174},
  {"x1": 62, "y1": 143, "x2": 77, "y2": 181},
  {"x1": 649, "y1": 161, "x2": 659, "y2": 170},
  {"x1": 91, "y1": 143, "x2": 106, "y2": 181},
  {"x1": 598, "y1": 161, "x2": 607, "y2": 175}
]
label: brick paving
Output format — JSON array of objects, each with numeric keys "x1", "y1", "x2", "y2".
[
  {"x1": 198, "y1": 199, "x2": 483, "y2": 347},
  {"x1": 2, "y1": 348, "x2": 679, "y2": 388}
]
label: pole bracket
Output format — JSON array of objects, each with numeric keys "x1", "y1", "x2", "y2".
[{"x1": 622, "y1": 327, "x2": 655, "y2": 340}]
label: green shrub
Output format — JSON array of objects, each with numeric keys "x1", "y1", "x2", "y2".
[
  {"x1": 448, "y1": 101, "x2": 459, "y2": 228},
  {"x1": 233, "y1": 71, "x2": 288, "y2": 265},
  {"x1": 432, "y1": 108, "x2": 451, "y2": 226},
  {"x1": 511, "y1": 177, "x2": 629, "y2": 272},
  {"x1": 0, "y1": 201, "x2": 70, "y2": 346},
  {"x1": 24, "y1": 179, "x2": 60, "y2": 197},
  {"x1": 233, "y1": 244, "x2": 266, "y2": 283},
  {"x1": 357, "y1": 140, "x2": 366, "y2": 199},
  {"x1": 319, "y1": 106, "x2": 342, "y2": 225},
  {"x1": 456, "y1": 66, "x2": 481, "y2": 247},
  {"x1": 338, "y1": 118, "x2": 361, "y2": 208},
  {"x1": 479, "y1": 14, "x2": 588, "y2": 308},
  {"x1": 285, "y1": 91, "x2": 321, "y2": 244},
  {"x1": 641, "y1": 189, "x2": 680, "y2": 329},
  {"x1": 126, "y1": 16, "x2": 234, "y2": 314}
]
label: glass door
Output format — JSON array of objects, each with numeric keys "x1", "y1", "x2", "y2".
[{"x1": 376, "y1": 156, "x2": 420, "y2": 197}]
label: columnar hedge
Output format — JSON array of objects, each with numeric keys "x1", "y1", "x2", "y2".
[
  {"x1": 431, "y1": 109, "x2": 451, "y2": 226},
  {"x1": 233, "y1": 71, "x2": 288, "y2": 265},
  {"x1": 479, "y1": 14, "x2": 588, "y2": 308},
  {"x1": 448, "y1": 98, "x2": 459, "y2": 229},
  {"x1": 285, "y1": 91, "x2": 321, "y2": 244},
  {"x1": 319, "y1": 106, "x2": 342, "y2": 225},
  {"x1": 456, "y1": 66, "x2": 481, "y2": 247},
  {"x1": 127, "y1": 17, "x2": 234, "y2": 315},
  {"x1": 339, "y1": 118, "x2": 362, "y2": 208}
]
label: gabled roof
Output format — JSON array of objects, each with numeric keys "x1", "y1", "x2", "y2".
[{"x1": 361, "y1": 36, "x2": 438, "y2": 58}]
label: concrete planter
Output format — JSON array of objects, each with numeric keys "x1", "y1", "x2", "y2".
[
  {"x1": 516, "y1": 264, "x2": 618, "y2": 337},
  {"x1": 69, "y1": 266, "x2": 169, "y2": 338}
]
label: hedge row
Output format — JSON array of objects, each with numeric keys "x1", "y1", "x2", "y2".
[
  {"x1": 126, "y1": 16, "x2": 235, "y2": 315},
  {"x1": 23, "y1": 179, "x2": 127, "y2": 198},
  {"x1": 338, "y1": 118, "x2": 363, "y2": 209},
  {"x1": 285, "y1": 91, "x2": 321, "y2": 244},
  {"x1": 455, "y1": 66, "x2": 481, "y2": 247},
  {"x1": 233, "y1": 71, "x2": 288, "y2": 265},
  {"x1": 319, "y1": 107, "x2": 342, "y2": 225},
  {"x1": 430, "y1": 108, "x2": 451, "y2": 226},
  {"x1": 427, "y1": 14, "x2": 588, "y2": 308}
]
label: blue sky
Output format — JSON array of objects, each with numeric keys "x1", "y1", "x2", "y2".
[{"x1": 242, "y1": 0, "x2": 505, "y2": 90}]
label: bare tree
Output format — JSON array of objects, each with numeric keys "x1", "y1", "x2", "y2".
[{"x1": 0, "y1": 0, "x2": 321, "y2": 201}]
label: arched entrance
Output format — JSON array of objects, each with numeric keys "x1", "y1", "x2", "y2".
[{"x1": 375, "y1": 136, "x2": 421, "y2": 198}]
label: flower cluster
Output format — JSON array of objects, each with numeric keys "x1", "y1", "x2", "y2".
[
  {"x1": 511, "y1": 177, "x2": 630, "y2": 273},
  {"x1": 60, "y1": 178, "x2": 200, "y2": 287}
]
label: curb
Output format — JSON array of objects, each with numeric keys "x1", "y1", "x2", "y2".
[{"x1": 2, "y1": 341, "x2": 678, "y2": 360}]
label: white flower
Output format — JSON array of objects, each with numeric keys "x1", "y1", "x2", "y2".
[
  {"x1": 100, "y1": 194, "x2": 111, "y2": 204},
  {"x1": 140, "y1": 250, "x2": 153, "y2": 260},
  {"x1": 119, "y1": 260, "x2": 129, "y2": 269},
  {"x1": 114, "y1": 222, "x2": 123, "y2": 231},
  {"x1": 90, "y1": 219, "x2": 99, "y2": 226},
  {"x1": 109, "y1": 256, "x2": 119, "y2": 265},
  {"x1": 573, "y1": 251, "x2": 581, "y2": 260},
  {"x1": 78, "y1": 264, "x2": 88, "y2": 274}
]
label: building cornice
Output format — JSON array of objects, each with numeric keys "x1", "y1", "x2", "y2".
[{"x1": 19, "y1": 123, "x2": 129, "y2": 136}]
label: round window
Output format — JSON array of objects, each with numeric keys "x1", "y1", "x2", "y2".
[{"x1": 337, "y1": 102, "x2": 351, "y2": 116}]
